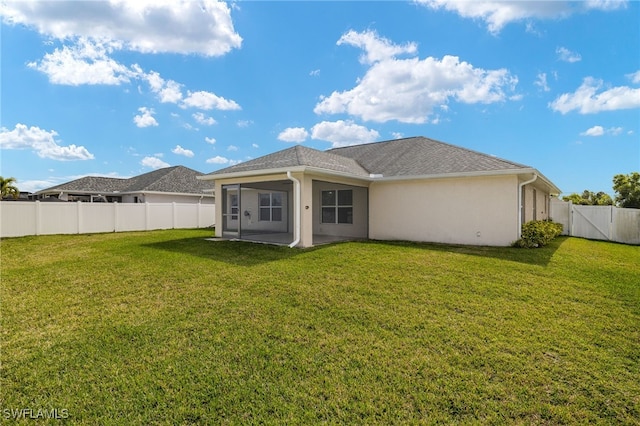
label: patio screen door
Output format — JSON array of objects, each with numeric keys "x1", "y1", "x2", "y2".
[{"x1": 222, "y1": 184, "x2": 240, "y2": 238}]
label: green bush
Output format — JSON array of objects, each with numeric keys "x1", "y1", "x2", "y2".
[{"x1": 513, "y1": 220, "x2": 563, "y2": 248}]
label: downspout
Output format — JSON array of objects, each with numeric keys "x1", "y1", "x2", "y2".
[
  {"x1": 287, "y1": 171, "x2": 301, "y2": 248},
  {"x1": 518, "y1": 173, "x2": 538, "y2": 238}
]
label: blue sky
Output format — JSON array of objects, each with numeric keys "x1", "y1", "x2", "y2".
[{"x1": 1, "y1": 0, "x2": 638, "y2": 196}]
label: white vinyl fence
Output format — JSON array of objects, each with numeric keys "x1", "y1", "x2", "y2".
[
  {"x1": 0, "y1": 201, "x2": 215, "y2": 238},
  {"x1": 550, "y1": 199, "x2": 640, "y2": 245}
]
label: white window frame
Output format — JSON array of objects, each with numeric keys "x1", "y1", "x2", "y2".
[
  {"x1": 321, "y1": 189, "x2": 353, "y2": 224},
  {"x1": 258, "y1": 192, "x2": 283, "y2": 222}
]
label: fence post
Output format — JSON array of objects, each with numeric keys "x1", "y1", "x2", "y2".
[
  {"x1": 568, "y1": 201, "x2": 573, "y2": 237},
  {"x1": 35, "y1": 201, "x2": 41, "y2": 236},
  {"x1": 145, "y1": 202, "x2": 150, "y2": 231},
  {"x1": 77, "y1": 201, "x2": 82, "y2": 234},
  {"x1": 172, "y1": 202, "x2": 177, "y2": 229},
  {"x1": 609, "y1": 205, "x2": 614, "y2": 241},
  {"x1": 114, "y1": 202, "x2": 118, "y2": 232}
]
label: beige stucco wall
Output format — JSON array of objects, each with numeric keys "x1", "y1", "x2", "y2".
[
  {"x1": 369, "y1": 175, "x2": 520, "y2": 246},
  {"x1": 521, "y1": 184, "x2": 550, "y2": 223},
  {"x1": 210, "y1": 171, "x2": 552, "y2": 247}
]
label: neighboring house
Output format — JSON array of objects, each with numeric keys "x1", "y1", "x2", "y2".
[
  {"x1": 199, "y1": 136, "x2": 560, "y2": 247},
  {"x1": 36, "y1": 166, "x2": 214, "y2": 204}
]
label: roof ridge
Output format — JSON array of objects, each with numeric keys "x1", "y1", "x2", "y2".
[{"x1": 294, "y1": 144, "x2": 304, "y2": 165}]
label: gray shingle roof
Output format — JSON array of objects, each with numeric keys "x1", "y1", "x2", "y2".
[
  {"x1": 207, "y1": 145, "x2": 370, "y2": 177},
  {"x1": 38, "y1": 166, "x2": 210, "y2": 195},
  {"x1": 207, "y1": 136, "x2": 532, "y2": 179},
  {"x1": 328, "y1": 136, "x2": 530, "y2": 177}
]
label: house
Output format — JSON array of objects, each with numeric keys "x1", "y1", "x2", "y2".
[
  {"x1": 36, "y1": 166, "x2": 214, "y2": 204},
  {"x1": 199, "y1": 136, "x2": 560, "y2": 247}
]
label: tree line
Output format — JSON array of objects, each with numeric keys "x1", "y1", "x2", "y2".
[{"x1": 561, "y1": 172, "x2": 640, "y2": 209}]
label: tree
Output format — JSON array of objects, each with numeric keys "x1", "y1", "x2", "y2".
[
  {"x1": 562, "y1": 190, "x2": 613, "y2": 206},
  {"x1": 613, "y1": 172, "x2": 640, "y2": 209},
  {"x1": 0, "y1": 176, "x2": 20, "y2": 200}
]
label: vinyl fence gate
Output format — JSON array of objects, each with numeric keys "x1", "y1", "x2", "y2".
[{"x1": 550, "y1": 199, "x2": 640, "y2": 245}]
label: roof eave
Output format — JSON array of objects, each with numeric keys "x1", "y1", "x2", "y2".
[
  {"x1": 371, "y1": 168, "x2": 561, "y2": 194},
  {"x1": 198, "y1": 166, "x2": 307, "y2": 181},
  {"x1": 198, "y1": 165, "x2": 370, "y2": 183},
  {"x1": 200, "y1": 165, "x2": 561, "y2": 194}
]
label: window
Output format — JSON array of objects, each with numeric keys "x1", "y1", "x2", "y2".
[
  {"x1": 321, "y1": 189, "x2": 353, "y2": 224},
  {"x1": 259, "y1": 192, "x2": 283, "y2": 222},
  {"x1": 230, "y1": 194, "x2": 238, "y2": 221}
]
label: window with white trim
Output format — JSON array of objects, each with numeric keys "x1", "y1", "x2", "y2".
[
  {"x1": 259, "y1": 192, "x2": 283, "y2": 222},
  {"x1": 321, "y1": 190, "x2": 353, "y2": 224}
]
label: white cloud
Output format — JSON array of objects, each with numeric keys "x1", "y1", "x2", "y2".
[
  {"x1": 315, "y1": 31, "x2": 517, "y2": 124},
  {"x1": 627, "y1": 70, "x2": 640, "y2": 84},
  {"x1": 556, "y1": 46, "x2": 581, "y2": 63},
  {"x1": 278, "y1": 127, "x2": 309, "y2": 143},
  {"x1": 237, "y1": 120, "x2": 252, "y2": 128},
  {"x1": 141, "y1": 156, "x2": 169, "y2": 169},
  {"x1": 310, "y1": 120, "x2": 380, "y2": 148},
  {"x1": 27, "y1": 38, "x2": 134, "y2": 85},
  {"x1": 1, "y1": 0, "x2": 242, "y2": 57},
  {"x1": 252, "y1": 143, "x2": 259, "y2": 148},
  {"x1": 417, "y1": 0, "x2": 571, "y2": 34},
  {"x1": 205, "y1": 137, "x2": 217, "y2": 144},
  {"x1": 133, "y1": 107, "x2": 158, "y2": 127},
  {"x1": 144, "y1": 71, "x2": 183, "y2": 103},
  {"x1": 206, "y1": 155, "x2": 231, "y2": 164},
  {"x1": 337, "y1": 29, "x2": 417, "y2": 64},
  {"x1": 310, "y1": 69, "x2": 320, "y2": 77},
  {"x1": 227, "y1": 145, "x2": 238, "y2": 151},
  {"x1": 535, "y1": 73, "x2": 550, "y2": 92},
  {"x1": 585, "y1": 0, "x2": 628, "y2": 11},
  {"x1": 17, "y1": 179, "x2": 60, "y2": 193},
  {"x1": 581, "y1": 125, "x2": 604, "y2": 136},
  {"x1": 416, "y1": 1, "x2": 625, "y2": 34},
  {"x1": 581, "y1": 125, "x2": 624, "y2": 136},
  {"x1": 0, "y1": 123, "x2": 94, "y2": 161},
  {"x1": 193, "y1": 112, "x2": 217, "y2": 126},
  {"x1": 550, "y1": 77, "x2": 640, "y2": 114},
  {"x1": 172, "y1": 145, "x2": 194, "y2": 157},
  {"x1": 181, "y1": 91, "x2": 241, "y2": 111}
]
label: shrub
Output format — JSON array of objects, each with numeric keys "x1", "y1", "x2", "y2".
[{"x1": 513, "y1": 220, "x2": 563, "y2": 248}]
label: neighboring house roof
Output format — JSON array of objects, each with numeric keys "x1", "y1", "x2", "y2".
[{"x1": 37, "y1": 166, "x2": 211, "y2": 195}]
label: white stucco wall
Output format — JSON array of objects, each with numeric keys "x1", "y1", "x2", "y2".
[{"x1": 369, "y1": 175, "x2": 520, "y2": 246}]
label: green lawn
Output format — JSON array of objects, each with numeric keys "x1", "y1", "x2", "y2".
[{"x1": 1, "y1": 230, "x2": 639, "y2": 424}]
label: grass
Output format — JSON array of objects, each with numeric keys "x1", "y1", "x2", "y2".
[{"x1": 1, "y1": 229, "x2": 639, "y2": 424}]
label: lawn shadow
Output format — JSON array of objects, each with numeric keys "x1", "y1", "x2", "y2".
[
  {"x1": 364, "y1": 236, "x2": 569, "y2": 267},
  {"x1": 141, "y1": 237, "x2": 331, "y2": 266},
  {"x1": 143, "y1": 234, "x2": 568, "y2": 267}
]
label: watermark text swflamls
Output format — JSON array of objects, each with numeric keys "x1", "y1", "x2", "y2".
[{"x1": 2, "y1": 408, "x2": 69, "y2": 420}]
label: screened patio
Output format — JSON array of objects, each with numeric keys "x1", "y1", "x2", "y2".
[{"x1": 220, "y1": 179, "x2": 368, "y2": 247}]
